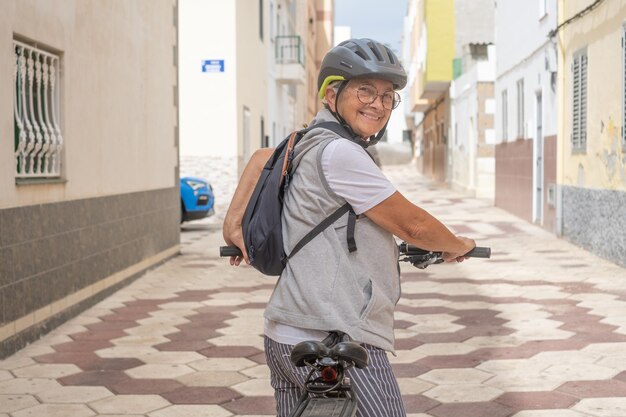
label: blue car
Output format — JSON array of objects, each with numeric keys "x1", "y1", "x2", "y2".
[{"x1": 180, "y1": 176, "x2": 215, "y2": 222}]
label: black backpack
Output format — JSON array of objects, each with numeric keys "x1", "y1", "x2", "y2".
[{"x1": 242, "y1": 121, "x2": 359, "y2": 276}]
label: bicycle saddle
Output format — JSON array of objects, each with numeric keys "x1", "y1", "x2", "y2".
[
  {"x1": 330, "y1": 342, "x2": 369, "y2": 369},
  {"x1": 291, "y1": 340, "x2": 330, "y2": 367}
]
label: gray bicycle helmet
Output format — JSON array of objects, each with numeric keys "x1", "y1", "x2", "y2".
[{"x1": 318, "y1": 38, "x2": 407, "y2": 99}]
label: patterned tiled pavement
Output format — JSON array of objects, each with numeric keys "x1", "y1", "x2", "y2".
[{"x1": 2, "y1": 162, "x2": 626, "y2": 417}]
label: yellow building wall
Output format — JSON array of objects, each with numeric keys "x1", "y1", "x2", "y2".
[
  {"x1": 558, "y1": 0, "x2": 626, "y2": 191},
  {"x1": 424, "y1": 0, "x2": 454, "y2": 82}
]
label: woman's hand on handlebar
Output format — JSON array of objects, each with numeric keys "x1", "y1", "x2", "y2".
[
  {"x1": 224, "y1": 234, "x2": 248, "y2": 266},
  {"x1": 222, "y1": 222, "x2": 249, "y2": 266},
  {"x1": 442, "y1": 236, "x2": 476, "y2": 263}
]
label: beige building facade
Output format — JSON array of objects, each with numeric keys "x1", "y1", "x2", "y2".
[
  {"x1": 404, "y1": 0, "x2": 455, "y2": 182},
  {"x1": 556, "y1": 0, "x2": 626, "y2": 266},
  {"x1": 0, "y1": 0, "x2": 179, "y2": 357}
]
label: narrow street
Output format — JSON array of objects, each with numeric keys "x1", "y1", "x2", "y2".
[{"x1": 1, "y1": 161, "x2": 626, "y2": 417}]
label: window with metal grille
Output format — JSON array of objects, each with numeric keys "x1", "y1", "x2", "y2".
[
  {"x1": 502, "y1": 89, "x2": 508, "y2": 141},
  {"x1": 516, "y1": 79, "x2": 524, "y2": 138},
  {"x1": 13, "y1": 40, "x2": 63, "y2": 179},
  {"x1": 572, "y1": 48, "x2": 587, "y2": 152}
]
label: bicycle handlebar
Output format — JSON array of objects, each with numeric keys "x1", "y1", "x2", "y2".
[
  {"x1": 398, "y1": 243, "x2": 491, "y2": 259},
  {"x1": 219, "y1": 243, "x2": 492, "y2": 269},
  {"x1": 220, "y1": 246, "x2": 244, "y2": 257}
]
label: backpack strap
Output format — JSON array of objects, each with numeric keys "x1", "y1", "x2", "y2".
[
  {"x1": 346, "y1": 209, "x2": 357, "y2": 253},
  {"x1": 287, "y1": 202, "x2": 355, "y2": 261},
  {"x1": 285, "y1": 121, "x2": 362, "y2": 261}
]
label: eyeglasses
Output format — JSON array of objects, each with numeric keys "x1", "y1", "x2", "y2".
[{"x1": 351, "y1": 85, "x2": 401, "y2": 110}]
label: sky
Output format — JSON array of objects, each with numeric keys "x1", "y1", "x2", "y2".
[{"x1": 334, "y1": 0, "x2": 408, "y2": 55}]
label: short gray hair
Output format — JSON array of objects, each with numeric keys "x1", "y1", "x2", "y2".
[{"x1": 321, "y1": 80, "x2": 343, "y2": 108}]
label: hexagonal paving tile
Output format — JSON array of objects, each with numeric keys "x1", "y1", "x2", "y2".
[
  {"x1": 427, "y1": 400, "x2": 513, "y2": 417},
  {"x1": 572, "y1": 397, "x2": 626, "y2": 417},
  {"x1": 0, "y1": 394, "x2": 39, "y2": 413},
  {"x1": 408, "y1": 314, "x2": 465, "y2": 333},
  {"x1": 581, "y1": 342, "x2": 626, "y2": 356},
  {"x1": 0, "y1": 356, "x2": 35, "y2": 370},
  {"x1": 464, "y1": 335, "x2": 523, "y2": 348},
  {"x1": 414, "y1": 343, "x2": 477, "y2": 356},
  {"x1": 542, "y1": 363, "x2": 618, "y2": 381},
  {"x1": 231, "y1": 378, "x2": 274, "y2": 396},
  {"x1": 13, "y1": 364, "x2": 81, "y2": 379},
  {"x1": 485, "y1": 373, "x2": 567, "y2": 392},
  {"x1": 89, "y1": 394, "x2": 171, "y2": 414},
  {"x1": 135, "y1": 351, "x2": 205, "y2": 364},
  {"x1": 388, "y1": 349, "x2": 426, "y2": 364},
  {"x1": 396, "y1": 378, "x2": 434, "y2": 395},
  {"x1": 531, "y1": 350, "x2": 600, "y2": 365},
  {"x1": 109, "y1": 378, "x2": 184, "y2": 395},
  {"x1": 36, "y1": 386, "x2": 113, "y2": 403},
  {"x1": 160, "y1": 387, "x2": 240, "y2": 404},
  {"x1": 11, "y1": 404, "x2": 95, "y2": 417},
  {"x1": 240, "y1": 364, "x2": 271, "y2": 379},
  {"x1": 208, "y1": 335, "x2": 265, "y2": 350},
  {"x1": 495, "y1": 391, "x2": 578, "y2": 410},
  {"x1": 0, "y1": 378, "x2": 61, "y2": 394},
  {"x1": 188, "y1": 358, "x2": 257, "y2": 372},
  {"x1": 176, "y1": 371, "x2": 249, "y2": 387},
  {"x1": 510, "y1": 410, "x2": 591, "y2": 417},
  {"x1": 148, "y1": 404, "x2": 233, "y2": 417},
  {"x1": 423, "y1": 384, "x2": 503, "y2": 403},
  {"x1": 420, "y1": 368, "x2": 493, "y2": 385},
  {"x1": 125, "y1": 364, "x2": 195, "y2": 379}
]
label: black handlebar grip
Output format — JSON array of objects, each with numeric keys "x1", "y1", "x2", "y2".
[
  {"x1": 466, "y1": 247, "x2": 491, "y2": 258},
  {"x1": 220, "y1": 246, "x2": 243, "y2": 257}
]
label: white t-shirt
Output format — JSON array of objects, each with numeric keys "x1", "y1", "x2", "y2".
[{"x1": 265, "y1": 139, "x2": 396, "y2": 345}]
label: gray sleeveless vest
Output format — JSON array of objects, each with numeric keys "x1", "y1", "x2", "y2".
[{"x1": 264, "y1": 109, "x2": 401, "y2": 352}]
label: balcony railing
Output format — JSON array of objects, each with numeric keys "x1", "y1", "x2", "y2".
[
  {"x1": 275, "y1": 35, "x2": 304, "y2": 65},
  {"x1": 275, "y1": 36, "x2": 305, "y2": 85}
]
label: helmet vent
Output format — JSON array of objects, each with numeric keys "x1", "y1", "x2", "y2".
[
  {"x1": 385, "y1": 47, "x2": 396, "y2": 65},
  {"x1": 339, "y1": 60, "x2": 353, "y2": 69},
  {"x1": 367, "y1": 41, "x2": 384, "y2": 62},
  {"x1": 353, "y1": 49, "x2": 368, "y2": 61}
]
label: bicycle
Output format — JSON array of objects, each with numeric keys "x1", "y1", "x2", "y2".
[{"x1": 219, "y1": 242, "x2": 491, "y2": 417}]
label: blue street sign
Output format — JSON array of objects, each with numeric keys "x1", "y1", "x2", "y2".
[{"x1": 202, "y1": 60, "x2": 225, "y2": 73}]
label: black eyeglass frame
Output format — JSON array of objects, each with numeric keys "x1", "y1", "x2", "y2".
[{"x1": 350, "y1": 86, "x2": 401, "y2": 110}]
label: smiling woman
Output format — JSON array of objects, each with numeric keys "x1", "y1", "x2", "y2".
[{"x1": 326, "y1": 78, "x2": 396, "y2": 138}]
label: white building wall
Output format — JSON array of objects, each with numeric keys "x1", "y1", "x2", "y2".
[
  {"x1": 179, "y1": 0, "x2": 237, "y2": 158},
  {"x1": 267, "y1": 0, "x2": 304, "y2": 147},
  {"x1": 450, "y1": 46, "x2": 496, "y2": 199},
  {"x1": 495, "y1": 0, "x2": 558, "y2": 143}
]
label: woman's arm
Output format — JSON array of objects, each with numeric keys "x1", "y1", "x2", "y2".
[
  {"x1": 364, "y1": 191, "x2": 475, "y2": 262},
  {"x1": 223, "y1": 148, "x2": 274, "y2": 265}
]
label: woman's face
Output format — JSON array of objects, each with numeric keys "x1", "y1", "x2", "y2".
[{"x1": 327, "y1": 78, "x2": 394, "y2": 138}]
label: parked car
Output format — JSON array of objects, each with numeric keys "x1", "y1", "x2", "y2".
[{"x1": 180, "y1": 176, "x2": 214, "y2": 222}]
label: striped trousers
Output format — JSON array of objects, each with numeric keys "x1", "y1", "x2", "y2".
[{"x1": 264, "y1": 336, "x2": 406, "y2": 417}]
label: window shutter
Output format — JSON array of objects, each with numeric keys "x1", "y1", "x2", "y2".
[
  {"x1": 572, "y1": 55, "x2": 580, "y2": 149},
  {"x1": 580, "y1": 54, "x2": 587, "y2": 149}
]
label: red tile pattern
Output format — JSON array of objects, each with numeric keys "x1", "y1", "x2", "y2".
[{"x1": 2, "y1": 165, "x2": 626, "y2": 417}]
